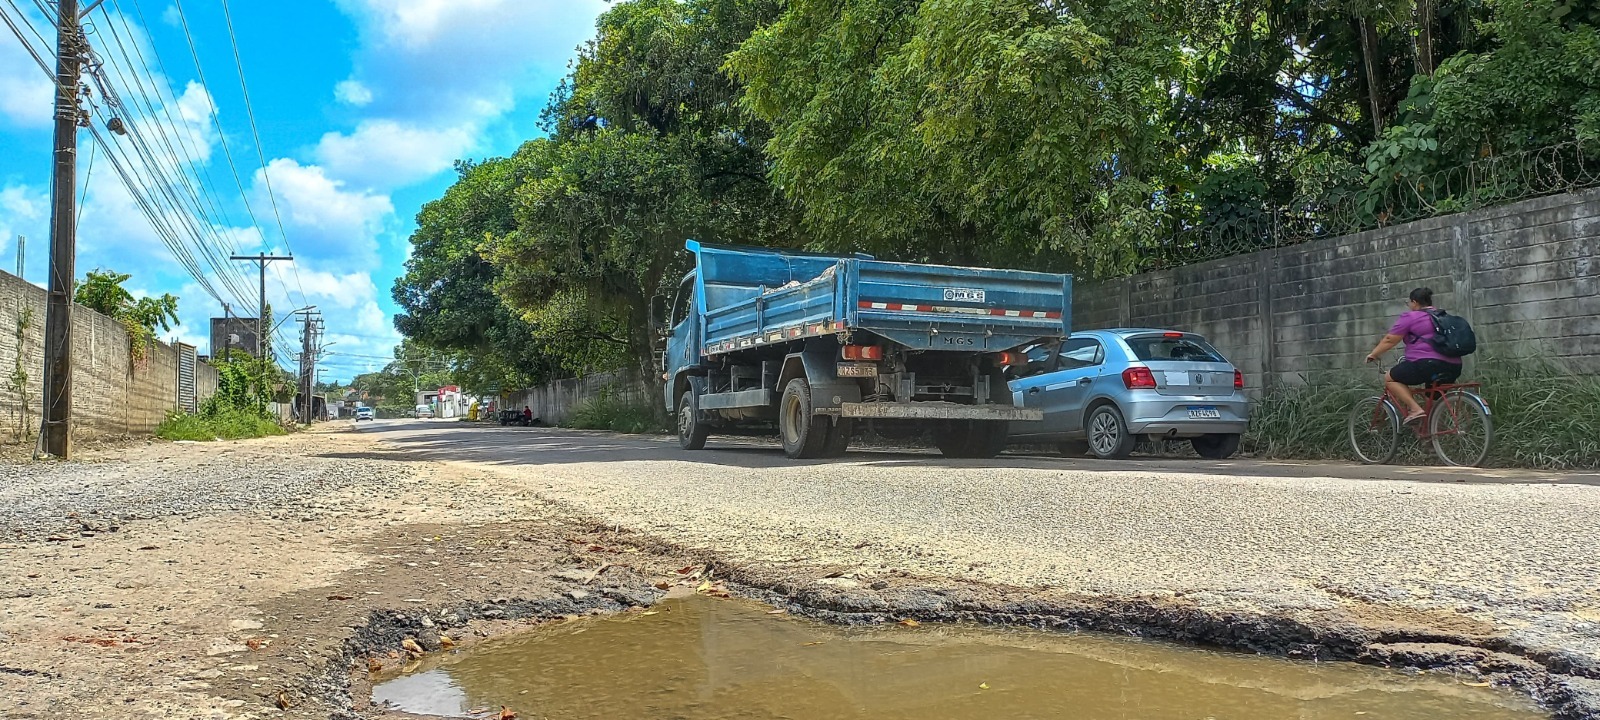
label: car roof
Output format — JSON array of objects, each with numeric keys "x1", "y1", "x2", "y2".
[{"x1": 1071, "y1": 328, "x2": 1206, "y2": 339}]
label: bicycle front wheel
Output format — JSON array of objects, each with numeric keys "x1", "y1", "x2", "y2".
[
  {"x1": 1348, "y1": 395, "x2": 1400, "y2": 465},
  {"x1": 1430, "y1": 389, "x2": 1493, "y2": 467}
]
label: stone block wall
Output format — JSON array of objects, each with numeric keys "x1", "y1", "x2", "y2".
[
  {"x1": 1073, "y1": 190, "x2": 1600, "y2": 386},
  {"x1": 0, "y1": 270, "x2": 220, "y2": 442}
]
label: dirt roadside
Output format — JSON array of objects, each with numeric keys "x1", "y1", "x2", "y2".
[{"x1": 0, "y1": 427, "x2": 1596, "y2": 720}]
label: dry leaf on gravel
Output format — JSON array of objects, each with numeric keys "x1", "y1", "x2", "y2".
[
  {"x1": 245, "y1": 638, "x2": 266, "y2": 651},
  {"x1": 276, "y1": 691, "x2": 291, "y2": 710},
  {"x1": 897, "y1": 619, "x2": 921, "y2": 628},
  {"x1": 498, "y1": 706, "x2": 518, "y2": 720},
  {"x1": 401, "y1": 638, "x2": 425, "y2": 655},
  {"x1": 325, "y1": 594, "x2": 353, "y2": 601},
  {"x1": 366, "y1": 657, "x2": 383, "y2": 673},
  {"x1": 439, "y1": 636, "x2": 456, "y2": 650},
  {"x1": 653, "y1": 581, "x2": 671, "y2": 590}
]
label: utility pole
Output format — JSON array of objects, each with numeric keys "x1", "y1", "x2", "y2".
[
  {"x1": 230, "y1": 253, "x2": 292, "y2": 358},
  {"x1": 41, "y1": 0, "x2": 84, "y2": 459},
  {"x1": 296, "y1": 309, "x2": 320, "y2": 424}
]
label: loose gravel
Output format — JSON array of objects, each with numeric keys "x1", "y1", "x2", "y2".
[{"x1": 0, "y1": 442, "x2": 409, "y2": 542}]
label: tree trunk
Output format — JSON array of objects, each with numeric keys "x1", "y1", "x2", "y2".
[
  {"x1": 625, "y1": 292, "x2": 668, "y2": 424},
  {"x1": 1415, "y1": 0, "x2": 1436, "y2": 76},
  {"x1": 1359, "y1": 16, "x2": 1387, "y2": 134}
]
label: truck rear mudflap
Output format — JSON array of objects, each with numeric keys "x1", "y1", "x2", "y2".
[{"x1": 837, "y1": 402, "x2": 1042, "y2": 422}]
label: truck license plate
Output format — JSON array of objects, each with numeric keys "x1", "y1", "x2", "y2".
[
  {"x1": 942, "y1": 288, "x2": 986, "y2": 303},
  {"x1": 836, "y1": 363, "x2": 879, "y2": 378},
  {"x1": 1187, "y1": 406, "x2": 1221, "y2": 420}
]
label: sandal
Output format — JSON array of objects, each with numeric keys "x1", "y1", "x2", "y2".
[{"x1": 1403, "y1": 411, "x2": 1426, "y2": 425}]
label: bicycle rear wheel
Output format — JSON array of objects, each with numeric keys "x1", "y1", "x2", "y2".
[
  {"x1": 1430, "y1": 389, "x2": 1493, "y2": 467},
  {"x1": 1348, "y1": 395, "x2": 1400, "y2": 464}
]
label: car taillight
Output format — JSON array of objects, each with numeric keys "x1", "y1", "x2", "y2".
[
  {"x1": 1122, "y1": 367, "x2": 1157, "y2": 389},
  {"x1": 842, "y1": 345, "x2": 883, "y2": 361},
  {"x1": 1234, "y1": 370, "x2": 1244, "y2": 389}
]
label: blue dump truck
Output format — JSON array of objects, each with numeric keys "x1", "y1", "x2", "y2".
[{"x1": 662, "y1": 241, "x2": 1073, "y2": 459}]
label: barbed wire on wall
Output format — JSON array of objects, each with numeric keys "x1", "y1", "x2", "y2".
[{"x1": 1135, "y1": 140, "x2": 1600, "y2": 273}]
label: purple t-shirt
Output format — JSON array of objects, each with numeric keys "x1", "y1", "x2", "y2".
[{"x1": 1389, "y1": 309, "x2": 1463, "y2": 364}]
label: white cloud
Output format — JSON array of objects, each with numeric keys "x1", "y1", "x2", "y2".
[
  {"x1": 335, "y1": 80, "x2": 374, "y2": 107},
  {"x1": 161, "y1": 4, "x2": 181, "y2": 27},
  {"x1": 332, "y1": 0, "x2": 607, "y2": 125},
  {"x1": 0, "y1": 15, "x2": 52, "y2": 129},
  {"x1": 313, "y1": 120, "x2": 475, "y2": 189},
  {"x1": 257, "y1": 158, "x2": 393, "y2": 260}
]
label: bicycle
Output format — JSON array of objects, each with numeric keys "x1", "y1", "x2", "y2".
[{"x1": 1347, "y1": 362, "x2": 1494, "y2": 467}]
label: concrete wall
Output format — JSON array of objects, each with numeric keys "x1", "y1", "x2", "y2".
[
  {"x1": 502, "y1": 372, "x2": 643, "y2": 426},
  {"x1": 0, "y1": 270, "x2": 220, "y2": 442},
  {"x1": 1073, "y1": 190, "x2": 1600, "y2": 386}
]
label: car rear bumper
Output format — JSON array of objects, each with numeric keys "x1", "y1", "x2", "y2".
[{"x1": 1124, "y1": 393, "x2": 1249, "y2": 437}]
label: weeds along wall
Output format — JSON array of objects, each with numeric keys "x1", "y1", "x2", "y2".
[
  {"x1": 0, "y1": 269, "x2": 220, "y2": 442},
  {"x1": 1074, "y1": 190, "x2": 1600, "y2": 386},
  {"x1": 502, "y1": 372, "x2": 647, "y2": 428}
]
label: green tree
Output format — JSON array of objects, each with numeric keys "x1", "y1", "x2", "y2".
[
  {"x1": 75, "y1": 269, "x2": 180, "y2": 361},
  {"x1": 484, "y1": 0, "x2": 796, "y2": 410}
]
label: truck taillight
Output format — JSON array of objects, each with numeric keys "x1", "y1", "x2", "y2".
[
  {"x1": 842, "y1": 345, "x2": 883, "y2": 361},
  {"x1": 991, "y1": 351, "x2": 1023, "y2": 366},
  {"x1": 1122, "y1": 367, "x2": 1157, "y2": 389},
  {"x1": 1234, "y1": 370, "x2": 1244, "y2": 389}
]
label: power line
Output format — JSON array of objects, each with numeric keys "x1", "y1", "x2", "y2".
[{"x1": 216, "y1": 0, "x2": 306, "y2": 309}]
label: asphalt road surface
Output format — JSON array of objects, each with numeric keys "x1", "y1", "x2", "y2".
[{"x1": 343, "y1": 420, "x2": 1600, "y2": 682}]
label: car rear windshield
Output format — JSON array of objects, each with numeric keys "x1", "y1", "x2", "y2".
[{"x1": 1124, "y1": 335, "x2": 1227, "y2": 363}]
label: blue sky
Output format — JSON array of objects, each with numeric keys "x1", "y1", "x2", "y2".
[{"x1": 0, "y1": 0, "x2": 608, "y2": 381}]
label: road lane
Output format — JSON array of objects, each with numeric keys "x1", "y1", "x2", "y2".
[{"x1": 344, "y1": 422, "x2": 1600, "y2": 679}]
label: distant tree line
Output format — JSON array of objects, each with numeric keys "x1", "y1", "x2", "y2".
[{"x1": 393, "y1": 0, "x2": 1600, "y2": 397}]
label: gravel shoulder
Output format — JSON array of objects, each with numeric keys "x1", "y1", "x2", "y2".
[{"x1": 1, "y1": 422, "x2": 1597, "y2": 719}]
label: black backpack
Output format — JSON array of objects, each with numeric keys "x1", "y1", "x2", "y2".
[{"x1": 1427, "y1": 309, "x2": 1477, "y2": 358}]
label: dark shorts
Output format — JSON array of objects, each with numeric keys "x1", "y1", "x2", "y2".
[{"x1": 1391, "y1": 359, "x2": 1463, "y2": 386}]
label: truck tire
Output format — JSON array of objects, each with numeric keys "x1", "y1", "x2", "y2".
[
  {"x1": 936, "y1": 421, "x2": 1008, "y2": 459},
  {"x1": 780, "y1": 378, "x2": 831, "y2": 459},
  {"x1": 822, "y1": 418, "x2": 853, "y2": 458},
  {"x1": 677, "y1": 392, "x2": 709, "y2": 451}
]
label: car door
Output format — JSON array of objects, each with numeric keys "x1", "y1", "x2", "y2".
[{"x1": 1013, "y1": 337, "x2": 1105, "y2": 438}]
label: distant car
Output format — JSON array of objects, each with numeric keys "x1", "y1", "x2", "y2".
[
  {"x1": 355, "y1": 407, "x2": 374, "y2": 422},
  {"x1": 414, "y1": 404, "x2": 434, "y2": 419},
  {"x1": 1008, "y1": 329, "x2": 1249, "y2": 460}
]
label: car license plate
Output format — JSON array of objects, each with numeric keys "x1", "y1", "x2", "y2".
[
  {"x1": 836, "y1": 363, "x2": 879, "y2": 378},
  {"x1": 942, "y1": 287, "x2": 986, "y2": 303},
  {"x1": 1187, "y1": 406, "x2": 1221, "y2": 420}
]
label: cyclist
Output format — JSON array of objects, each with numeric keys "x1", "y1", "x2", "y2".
[{"x1": 1364, "y1": 287, "x2": 1463, "y2": 424}]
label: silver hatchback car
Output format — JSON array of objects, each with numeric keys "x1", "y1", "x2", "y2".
[{"x1": 1008, "y1": 329, "x2": 1249, "y2": 459}]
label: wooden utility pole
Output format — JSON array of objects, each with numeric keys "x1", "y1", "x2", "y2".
[
  {"x1": 41, "y1": 0, "x2": 84, "y2": 458},
  {"x1": 230, "y1": 253, "x2": 292, "y2": 358},
  {"x1": 296, "y1": 309, "x2": 320, "y2": 424}
]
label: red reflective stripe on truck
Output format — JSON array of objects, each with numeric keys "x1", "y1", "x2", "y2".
[{"x1": 859, "y1": 300, "x2": 1060, "y2": 319}]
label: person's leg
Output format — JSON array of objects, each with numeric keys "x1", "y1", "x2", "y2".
[{"x1": 1384, "y1": 370, "x2": 1425, "y2": 419}]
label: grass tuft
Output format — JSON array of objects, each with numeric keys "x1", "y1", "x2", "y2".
[
  {"x1": 567, "y1": 387, "x2": 664, "y2": 434},
  {"x1": 156, "y1": 408, "x2": 287, "y2": 442}
]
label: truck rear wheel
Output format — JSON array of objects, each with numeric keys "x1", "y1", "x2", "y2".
[
  {"x1": 780, "y1": 378, "x2": 831, "y2": 459},
  {"x1": 936, "y1": 421, "x2": 1008, "y2": 459},
  {"x1": 677, "y1": 392, "x2": 709, "y2": 451},
  {"x1": 822, "y1": 418, "x2": 853, "y2": 458}
]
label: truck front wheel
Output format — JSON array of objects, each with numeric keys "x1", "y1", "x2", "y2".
[
  {"x1": 677, "y1": 392, "x2": 709, "y2": 451},
  {"x1": 780, "y1": 378, "x2": 832, "y2": 459}
]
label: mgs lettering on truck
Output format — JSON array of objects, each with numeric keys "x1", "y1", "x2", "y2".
[{"x1": 942, "y1": 336, "x2": 975, "y2": 346}]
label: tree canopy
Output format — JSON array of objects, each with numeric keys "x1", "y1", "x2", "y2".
[{"x1": 394, "y1": 0, "x2": 1600, "y2": 394}]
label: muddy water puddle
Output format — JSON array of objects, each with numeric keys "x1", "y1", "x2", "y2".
[{"x1": 373, "y1": 596, "x2": 1546, "y2": 719}]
